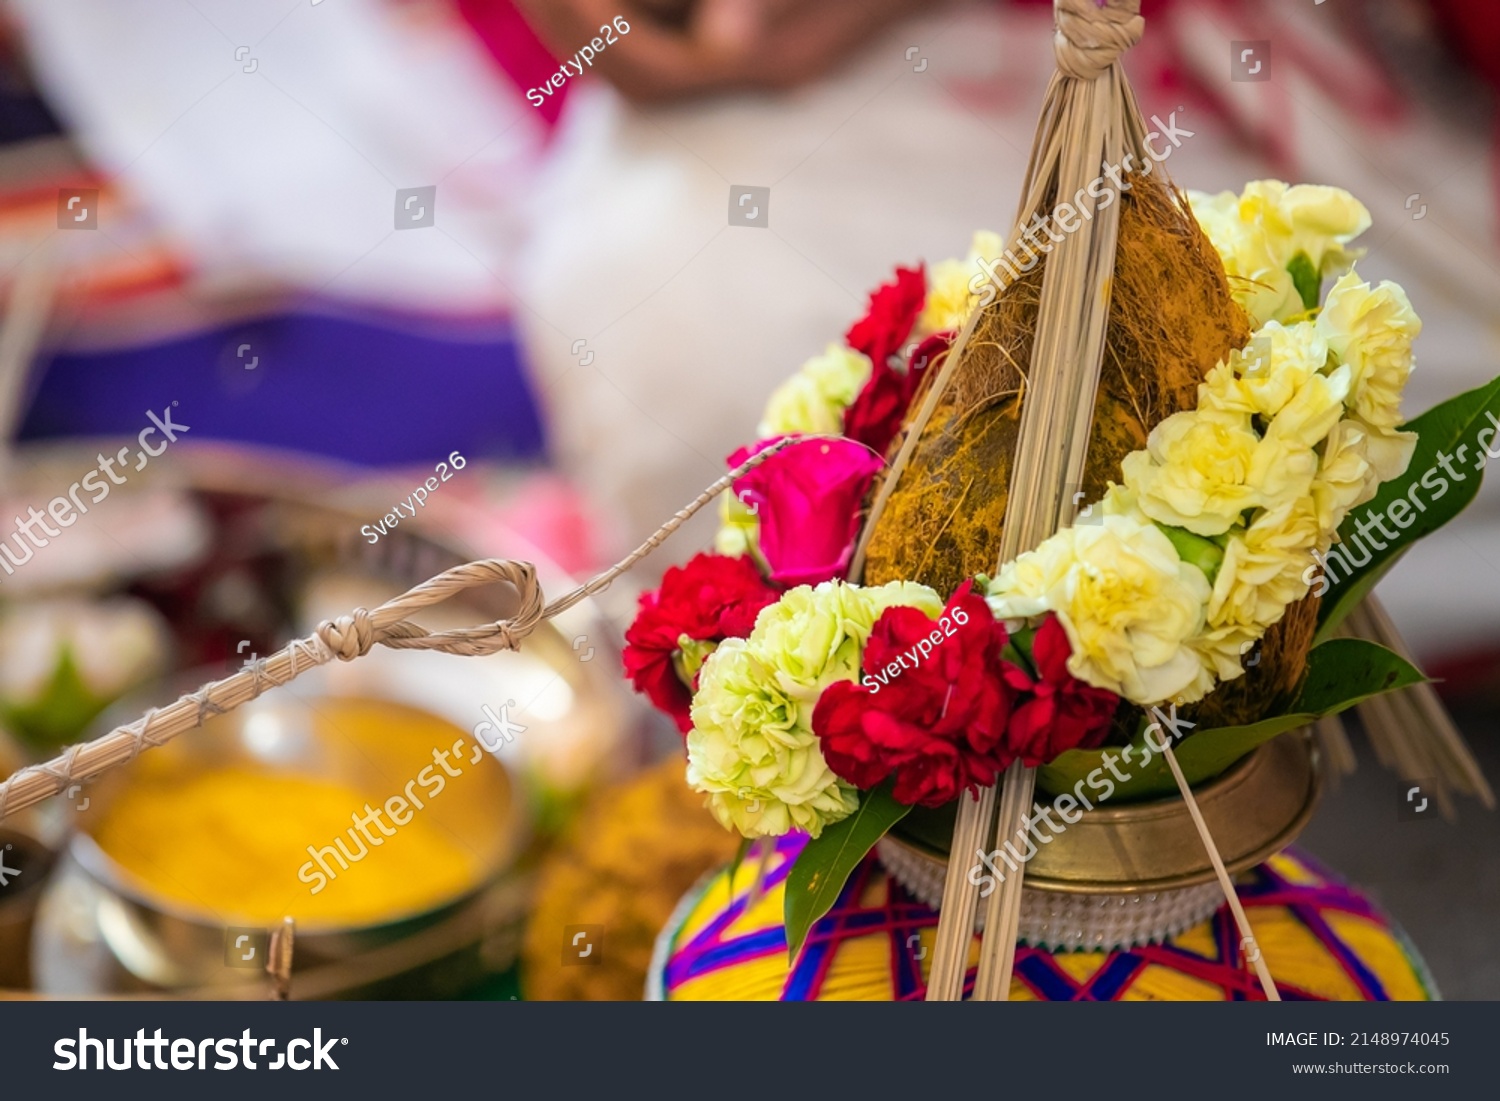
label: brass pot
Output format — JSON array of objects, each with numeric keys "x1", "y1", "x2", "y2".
[{"x1": 884, "y1": 732, "x2": 1322, "y2": 895}]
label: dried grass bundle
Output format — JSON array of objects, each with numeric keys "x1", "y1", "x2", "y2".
[{"x1": 862, "y1": 170, "x2": 1249, "y2": 597}]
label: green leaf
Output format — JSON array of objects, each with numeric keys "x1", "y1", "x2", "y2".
[
  {"x1": 1287, "y1": 251, "x2": 1322, "y2": 312},
  {"x1": 725, "y1": 836, "x2": 753, "y2": 890},
  {"x1": 3, "y1": 645, "x2": 113, "y2": 751},
  {"x1": 783, "y1": 784, "x2": 911, "y2": 962},
  {"x1": 1315, "y1": 376, "x2": 1500, "y2": 642},
  {"x1": 1038, "y1": 639, "x2": 1424, "y2": 801}
]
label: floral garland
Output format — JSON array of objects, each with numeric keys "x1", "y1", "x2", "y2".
[{"x1": 623, "y1": 187, "x2": 1423, "y2": 843}]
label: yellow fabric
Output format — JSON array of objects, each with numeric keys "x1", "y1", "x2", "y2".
[{"x1": 660, "y1": 850, "x2": 1432, "y2": 1002}]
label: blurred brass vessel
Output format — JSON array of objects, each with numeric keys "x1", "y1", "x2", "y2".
[
  {"x1": 68, "y1": 683, "x2": 526, "y2": 997},
  {"x1": 0, "y1": 733, "x2": 54, "y2": 990}
]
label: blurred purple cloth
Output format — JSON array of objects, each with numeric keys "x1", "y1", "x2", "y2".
[{"x1": 19, "y1": 309, "x2": 547, "y2": 467}]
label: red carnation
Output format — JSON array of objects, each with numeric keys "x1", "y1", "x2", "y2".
[
  {"x1": 813, "y1": 583, "x2": 1019, "y2": 807},
  {"x1": 622, "y1": 553, "x2": 779, "y2": 733},
  {"x1": 844, "y1": 264, "x2": 926, "y2": 371},
  {"x1": 1002, "y1": 615, "x2": 1119, "y2": 766},
  {"x1": 843, "y1": 331, "x2": 951, "y2": 457}
]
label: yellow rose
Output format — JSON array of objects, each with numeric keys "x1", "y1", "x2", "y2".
[
  {"x1": 1224, "y1": 321, "x2": 1331, "y2": 418},
  {"x1": 1316, "y1": 272, "x2": 1420, "y2": 431},
  {"x1": 1099, "y1": 481, "x2": 1139, "y2": 518},
  {"x1": 1188, "y1": 188, "x2": 1300, "y2": 324},
  {"x1": 757, "y1": 343, "x2": 872, "y2": 438},
  {"x1": 751, "y1": 583, "x2": 866, "y2": 700},
  {"x1": 985, "y1": 514, "x2": 1211, "y2": 705},
  {"x1": 1241, "y1": 180, "x2": 1370, "y2": 276},
  {"x1": 1261, "y1": 363, "x2": 1351, "y2": 450},
  {"x1": 1189, "y1": 182, "x2": 1369, "y2": 325},
  {"x1": 1123, "y1": 410, "x2": 1262, "y2": 536},
  {"x1": 919, "y1": 229, "x2": 1005, "y2": 335},
  {"x1": 1187, "y1": 621, "x2": 1261, "y2": 693},
  {"x1": 1197, "y1": 359, "x2": 1256, "y2": 417},
  {"x1": 687, "y1": 639, "x2": 859, "y2": 839},
  {"x1": 1311, "y1": 418, "x2": 1377, "y2": 536},
  {"x1": 714, "y1": 489, "x2": 759, "y2": 557},
  {"x1": 1206, "y1": 498, "x2": 1322, "y2": 633},
  {"x1": 1358, "y1": 421, "x2": 1417, "y2": 485},
  {"x1": 1247, "y1": 433, "x2": 1318, "y2": 516},
  {"x1": 1186, "y1": 188, "x2": 1240, "y2": 247}
]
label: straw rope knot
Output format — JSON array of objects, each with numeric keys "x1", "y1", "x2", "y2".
[
  {"x1": 1053, "y1": 0, "x2": 1144, "y2": 80},
  {"x1": 315, "y1": 559, "x2": 548, "y2": 661},
  {"x1": 316, "y1": 608, "x2": 376, "y2": 661}
]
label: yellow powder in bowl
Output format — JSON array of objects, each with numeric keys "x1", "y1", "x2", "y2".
[{"x1": 93, "y1": 766, "x2": 481, "y2": 928}]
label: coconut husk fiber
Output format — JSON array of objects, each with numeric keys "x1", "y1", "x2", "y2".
[{"x1": 860, "y1": 168, "x2": 1316, "y2": 726}]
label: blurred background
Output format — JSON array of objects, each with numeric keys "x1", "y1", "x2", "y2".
[{"x1": 0, "y1": 0, "x2": 1494, "y2": 1000}]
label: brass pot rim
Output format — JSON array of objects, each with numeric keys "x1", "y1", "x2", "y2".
[{"x1": 886, "y1": 732, "x2": 1322, "y2": 895}]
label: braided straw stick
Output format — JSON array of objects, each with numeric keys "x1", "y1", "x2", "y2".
[
  {"x1": 1159, "y1": 742, "x2": 1280, "y2": 1000},
  {"x1": 921, "y1": 0, "x2": 1144, "y2": 1003},
  {"x1": 0, "y1": 435, "x2": 807, "y2": 824}
]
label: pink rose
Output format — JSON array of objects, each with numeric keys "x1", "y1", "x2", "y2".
[{"x1": 730, "y1": 436, "x2": 883, "y2": 587}]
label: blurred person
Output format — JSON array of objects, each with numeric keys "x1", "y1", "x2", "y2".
[{"x1": 501, "y1": 0, "x2": 944, "y2": 102}]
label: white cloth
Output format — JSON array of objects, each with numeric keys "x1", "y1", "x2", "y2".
[{"x1": 11, "y1": 0, "x2": 544, "y2": 313}]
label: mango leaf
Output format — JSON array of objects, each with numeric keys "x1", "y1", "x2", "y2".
[
  {"x1": 1316, "y1": 376, "x2": 1500, "y2": 642},
  {"x1": 1038, "y1": 639, "x2": 1424, "y2": 801},
  {"x1": 783, "y1": 784, "x2": 910, "y2": 961}
]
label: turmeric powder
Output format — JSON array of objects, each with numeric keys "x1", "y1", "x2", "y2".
[{"x1": 94, "y1": 765, "x2": 481, "y2": 928}]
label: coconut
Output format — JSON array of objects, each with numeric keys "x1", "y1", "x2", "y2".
[{"x1": 861, "y1": 168, "x2": 1314, "y2": 727}]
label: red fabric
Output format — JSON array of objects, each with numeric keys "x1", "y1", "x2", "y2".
[
  {"x1": 456, "y1": 0, "x2": 1498, "y2": 132},
  {"x1": 1428, "y1": 0, "x2": 1500, "y2": 92},
  {"x1": 455, "y1": 0, "x2": 566, "y2": 128}
]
